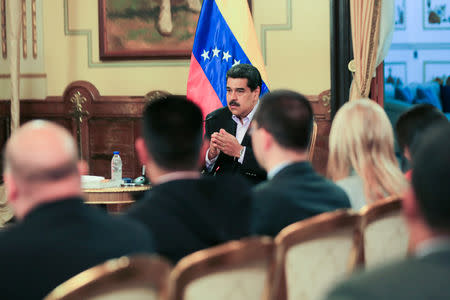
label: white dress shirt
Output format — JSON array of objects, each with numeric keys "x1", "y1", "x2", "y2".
[{"x1": 205, "y1": 102, "x2": 259, "y2": 171}]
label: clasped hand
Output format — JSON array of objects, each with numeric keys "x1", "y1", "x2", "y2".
[{"x1": 208, "y1": 129, "x2": 242, "y2": 159}]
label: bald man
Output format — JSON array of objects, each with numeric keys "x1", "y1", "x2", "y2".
[{"x1": 0, "y1": 120, "x2": 154, "y2": 299}]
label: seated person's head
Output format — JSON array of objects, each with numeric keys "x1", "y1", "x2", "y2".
[
  {"x1": 226, "y1": 63, "x2": 262, "y2": 93},
  {"x1": 251, "y1": 89, "x2": 313, "y2": 170},
  {"x1": 226, "y1": 64, "x2": 262, "y2": 120},
  {"x1": 136, "y1": 95, "x2": 203, "y2": 179},
  {"x1": 3, "y1": 120, "x2": 81, "y2": 219},
  {"x1": 395, "y1": 104, "x2": 447, "y2": 162},
  {"x1": 144, "y1": 90, "x2": 171, "y2": 102},
  {"x1": 405, "y1": 123, "x2": 450, "y2": 243},
  {"x1": 328, "y1": 99, "x2": 407, "y2": 202}
]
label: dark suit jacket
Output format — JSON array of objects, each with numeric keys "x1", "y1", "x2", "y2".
[
  {"x1": 250, "y1": 162, "x2": 351, "y2": 236},
  {"x1": 126, "y1": 174, "x2": 252, "y2": 263},
  {"x1": 325, "y1": 248, "x2": 450, "y2": 300},
  {"x1": 0, "y1": 197, "x2": 154, "y2": 300},
  {"x1": 204, "y1": 106, "x2": 266, "y2": 184}
]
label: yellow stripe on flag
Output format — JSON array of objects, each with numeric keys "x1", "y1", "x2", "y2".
[{"x1": 215, "y1": 0, "x2": 269, "y2": 85}]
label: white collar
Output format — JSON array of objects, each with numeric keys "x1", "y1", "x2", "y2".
[{"x1": 231, "y1": 101, "x2": 259, "y2": 124}]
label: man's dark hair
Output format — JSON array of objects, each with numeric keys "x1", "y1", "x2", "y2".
[
  {"x1": 395, "y1": 104, "x2": 447, "y2": 153},
  {"x1": 254, "y1": 90, "x2": 313, "y2": 151},
  {"x1": 141, "y1": 96, "x2": 203, "y2": 170},
  {"x1": 412, "y1": 123, "x2": 450, "y2": 230},
  {"x1": 226, "y1": 64, "x2": 262, "y2": 92}
]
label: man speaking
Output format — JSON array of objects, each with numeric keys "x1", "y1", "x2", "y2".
[{"x1": 204, "y1": 64, "x2": 267, "y2": 184}]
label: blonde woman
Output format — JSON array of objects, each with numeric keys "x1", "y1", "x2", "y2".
[{"x1": 328, "y1": 99, "x2": 408, "y2": 210}]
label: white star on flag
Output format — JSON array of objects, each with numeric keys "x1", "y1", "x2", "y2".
[
  {"x1": 201, "y1": 50, "x2": 210, "y2": 61},
  {"x1": 232, "y1": 59, "x2": 240, "y2": 67},
  {"x1": 212, "y1": 47, "x2": 221, "y2": 57},
  {"x1": 222, "y1": 51, "x2": 231, "y2": 62}
]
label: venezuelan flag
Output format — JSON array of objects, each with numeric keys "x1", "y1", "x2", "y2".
[{"x1": 187, "y1": 0, "x2": 269, "y2": 118}]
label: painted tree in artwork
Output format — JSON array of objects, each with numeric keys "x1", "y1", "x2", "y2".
[{"x1": 105, "y1": 0, "x2": 201, "y2": 43}]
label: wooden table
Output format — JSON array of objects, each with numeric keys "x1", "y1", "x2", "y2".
[{"x1": 83, "y1": 185, "x2": 150, "y2": 213}]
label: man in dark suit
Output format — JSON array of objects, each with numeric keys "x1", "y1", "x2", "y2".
[
  {"x1": 324, "y1": 123, "x2": 450, "y2": 300},
  {"x1": 128, "y1": 96, "x2": 253, "y2": 263},
  {"x1": 204, "y1": 63, "x2": 266, "y2": 184},
  {"x1": 250, "y1": 90, "x2": 350, "y2": 236},
  {"x1": 0, "y1": 120, "x2": 154, "y2": 299}
]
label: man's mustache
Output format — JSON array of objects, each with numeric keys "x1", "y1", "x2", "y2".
[{"x1": 229, "y1": 100, "x2": 240, "y2": 106}]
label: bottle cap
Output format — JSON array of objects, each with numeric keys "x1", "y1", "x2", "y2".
[{"x1": 113, "y1": 151, "x2": 120, "y2": 155}]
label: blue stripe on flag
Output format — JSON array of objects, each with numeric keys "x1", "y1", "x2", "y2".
[{"x1": 192, "y1": 0, "x2": 269, "y2": 107}]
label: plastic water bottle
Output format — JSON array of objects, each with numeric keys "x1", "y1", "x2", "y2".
[{"x1": 111, "y1": 151, "x2": 122, "y2": 183}]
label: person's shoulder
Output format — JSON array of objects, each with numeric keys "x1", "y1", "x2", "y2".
[
  {"x1": 252, "y1": 179, "x2": 272, "y2": 193},
  {"x1": 310, "y1": 170, "x2": 350, "y2": 197},
  {"x1": 209, "y1": 173, "x2": 251, "y2": 185},
  {"x1": 252, "y1": 180, "x2": 279, "y2": 205},
  {"x1": 205, "y1": 106, "x2": 230, "y2": 121},
  {"x1": 0, "y1": 224, "x2": 20, "y2": 247},
  {"x1": 126, "y1": 188, "x2": 163, "y2": 217},
  {"x1": 195, "y1": 175, "x2": 252, "y2": 207},
  {"x1": 325, "y1": 259, "x2": 420, "y2": 300},
  {"x1": 109, "y1": 214, "x2": 155, "y2": 247},
  {"x1": 200, "y1": 174, "x2": 252, "y2": 194},
  {"x1": 324, "y1": 180, "x2": 352, "y2": 207}
]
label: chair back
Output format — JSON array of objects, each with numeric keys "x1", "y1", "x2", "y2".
[
  {"x1": 0, "y1": 184, "x2": 14, "y2": 227},
  {"x1": 308, "y1": 120, "x2": 318, "y2": 161},
  {"x1": 361, "y1": 196, "x2": 409, "y2": 269},
  {"x1": 44, "y1": 255, "x2": 172, "y2": 300},
  {"x1": 169, "y1": 237, "x2": 274, "y2": 300},
  {"x1": 272, "y1": 210, "x2": 361, "y2": 300}
]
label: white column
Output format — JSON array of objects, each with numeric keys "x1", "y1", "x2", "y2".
[{"x1": 7, "y1": 0, "x2": 22, "y2": 131}]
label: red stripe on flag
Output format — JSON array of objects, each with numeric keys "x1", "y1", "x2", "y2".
[{"x1": 187, "y1": 56, "x2": 223, "y2": 119}]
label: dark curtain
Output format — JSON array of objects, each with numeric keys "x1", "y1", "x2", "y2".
[{"x1": 330, "y1": 0, "x2": 353, "y2": 119}]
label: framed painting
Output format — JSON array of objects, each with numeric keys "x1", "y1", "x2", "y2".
[
  {"x1": 99, "y1": 0, "x2": 252, "y2": 60},
  {"x1": 394, "y1": 0, "x2": 406, "y2": 30},
  {"x1": 423, "y1": 0, "x2": 450, "y2": 30},
  {"x1": 423, "y1": 61, "x2": 450, "y2": 82},
  {"x1": 384, "y1": 62, "x2": 407, "y2": 85}
]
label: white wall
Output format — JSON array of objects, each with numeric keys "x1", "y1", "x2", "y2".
[{"x1": 385, "y1": 0, "x2": 450, "y2": 84}]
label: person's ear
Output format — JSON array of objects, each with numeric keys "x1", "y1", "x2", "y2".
[
  {"x1": 253, "y1": 86, "x2": 261, "y2": 100},
  {"x1": 260, "y1": 128, "x2": 274, "y2": 151},
  {"x1": 3, "y1": 173, "x2": 18, "y2": 204},
  {"x1": 404, "y1": 147, "x2": 412, "y2": 162},
  {"x1": 402, "y1": 187, "x2": 420, "y2": 222},
  {"x1": 135, "y1": 138, "x2": 151, "y2": 166}
]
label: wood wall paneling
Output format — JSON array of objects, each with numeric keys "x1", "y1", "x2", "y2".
[
  {"x1": 0, "y1": 100, "x2": 10, "y2": 182},
  {"x1": 307, "y1": 90, "x2": 332, "y2": 176},
  {"x1": 61, "y1": 81, "x2": 145, "y2": 180},
  {"x1": 0, "y1": 81, "x2": 147, "y2": 180},
  {"x1": 88, "y1": 118, "x2": 141, "y2": 179}
]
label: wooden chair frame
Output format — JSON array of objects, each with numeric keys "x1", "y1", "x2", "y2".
[
  {"x1": 360, "y1": 196, "x2": 402, "y2": 227},
  {"x1": 271, "y1": 210, "x2": 362, "y2": 300},
  {"x1": 308, "y1": 120, "x2": 318, "y2": 161},
  {"x1": 359, "y1": 196, "x2": 408, "y2": 266},
  {"x1": 44, "y1": 255, "x2": 172, "y2": 300},
  {"x1": 168, "y1": 237, "x2": 275, "y2": 300}
]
